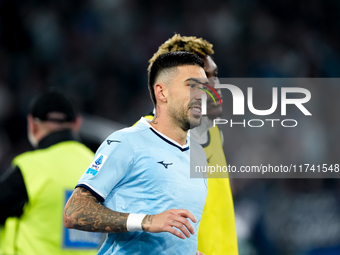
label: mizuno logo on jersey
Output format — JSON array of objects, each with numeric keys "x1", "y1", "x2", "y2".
[
  {"x1": 107, "y1": 140, "x2": 121, "y2": 145},
  {"x1": 158, "y1": 161, "x2": 173, "y2": 169}
]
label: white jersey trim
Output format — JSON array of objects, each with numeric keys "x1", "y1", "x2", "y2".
[
  {"x1": 139, "y1": 117, "x2": 189, "y2": 150},
  {"x1": 77, "y1": 182, "x2": 106, "y2": 200}
]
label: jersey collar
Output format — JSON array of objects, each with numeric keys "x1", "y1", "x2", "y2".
[{"x1": 139, "y1": 117, "x2": 189, "y2": 152}]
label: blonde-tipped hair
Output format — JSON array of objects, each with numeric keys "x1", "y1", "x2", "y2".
[{"x1": 148, "y1": 34, "x2": 214, "y2": 71}]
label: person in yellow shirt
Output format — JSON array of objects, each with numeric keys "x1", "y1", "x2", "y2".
[
  {"x1": 144, "y1": 34, "x2": 239, "y2": 255},
  {"x1": 0, "y1": 90, "x2": 101, "y2": 255}
]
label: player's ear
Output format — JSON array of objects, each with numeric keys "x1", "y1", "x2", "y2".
[
  {"x1": 154, "y1": 83, "x2": 167, "y2": 104},
  {"x1": 27, "y1": 114, "x2": 40, "y2": 148},
  {"x1": 27, "y1": 114, "x2": 39, "y2": 135},
  {"x1": 72, "y1": 116, "x2": 82, "y2": 132}
]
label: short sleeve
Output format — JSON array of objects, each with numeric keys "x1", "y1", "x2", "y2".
[{"x1": 76, "y1": 131, "x2": 134, "y2": 202}]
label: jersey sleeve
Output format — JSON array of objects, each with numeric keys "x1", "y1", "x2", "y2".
[{"x1": 76, "y1": 131, "x2": 134, "y2": 202}]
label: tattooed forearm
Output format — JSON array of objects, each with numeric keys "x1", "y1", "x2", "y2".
[
  {"x1": 151, "y1": 105, "x2": 160, "y2": 124},
  {"x1": 63, "y1": 187, "x2": 128, "y2": 233},
  {"x1": 141, "y1": 215, "x2": 155, "y2": 231}
]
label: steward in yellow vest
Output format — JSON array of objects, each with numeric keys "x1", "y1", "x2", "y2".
[{"x1": 0, "y1": 91, "x2": 101, "y2": 255}]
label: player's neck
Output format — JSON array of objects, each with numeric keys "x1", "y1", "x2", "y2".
[{"x1": 150, "y1": 114, "x2": 187, "y2": 146}]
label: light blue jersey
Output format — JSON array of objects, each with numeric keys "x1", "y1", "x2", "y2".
[{"x1": 76, "y1": 117, "x2": 207, "y2": 255}]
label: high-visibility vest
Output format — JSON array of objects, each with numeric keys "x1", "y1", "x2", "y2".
[
  {"x1": 197, "y1": 125, "x2": 239, "y2": 255},
  {"x1": 0, "y1": 141, "x2": 102, "y2": 255}
]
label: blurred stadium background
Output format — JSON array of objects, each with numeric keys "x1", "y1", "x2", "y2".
[{"x1": 0, "y1": 0, "x2": 340, "y2": 254}]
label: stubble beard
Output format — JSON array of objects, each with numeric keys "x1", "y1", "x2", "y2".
[{"x1": 168, "y1": 102, "x2": 201, "y2": 131}]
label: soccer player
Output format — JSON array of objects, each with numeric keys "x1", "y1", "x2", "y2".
[
  {"x1": 146, "y1": 34, "x2": 239, "y2": 255},
  {"x1": 63, "y1": 52, "x2": 208, "y2": 254}
]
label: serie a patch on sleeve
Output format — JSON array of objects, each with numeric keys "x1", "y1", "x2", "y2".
[{"x1": 86, "y1": 154, "x2": 108, "y2": 176}]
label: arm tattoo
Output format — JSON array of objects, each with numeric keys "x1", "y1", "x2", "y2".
[
  {"x1": 64, "y1": 187, "x2": 128, "y2": 232},
  {"x1": 151, "y1": 105, "x2": 160, "y2": 124},
  {"x1": 141, "y1": 215, "x2": 154, "y2": 231}
]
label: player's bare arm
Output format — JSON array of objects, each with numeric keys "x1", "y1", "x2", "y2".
[
  {"x1": 63, "y1": 187, "x2": 129, "y2": 232},
  {"x1": 64, "y1": 187, "x2": 197, "y2": 239}
]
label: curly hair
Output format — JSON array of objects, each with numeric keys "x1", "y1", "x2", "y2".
[{"x1": 148, "y1": 34, "x2": 214, "y2": 71}]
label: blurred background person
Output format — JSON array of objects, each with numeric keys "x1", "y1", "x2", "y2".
[{"x1": 0, "y1": 90, "x2": 102, "y2": 254}]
